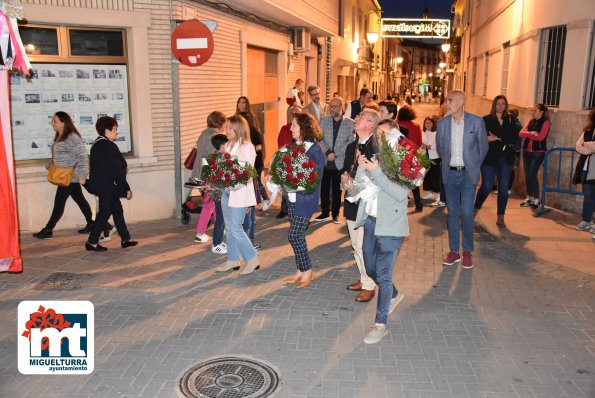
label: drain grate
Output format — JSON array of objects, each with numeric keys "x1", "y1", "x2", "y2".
[
  {"x1": 179, "y1": 357, "x2": 280, "y2": 398},
  {"x1": 34, "y1": 272, "x2": 94, "y2": 291}
]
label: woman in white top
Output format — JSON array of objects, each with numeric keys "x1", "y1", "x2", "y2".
[
  {"x1": 215, "y1": 115, "x2": 261, "y2": 275},
  {"x1": 421, "y1": 117, "x2": 445, "y2": 207}
]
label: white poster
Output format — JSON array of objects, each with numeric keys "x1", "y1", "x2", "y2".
[{"x1": 10, "y1": 64, "x2": 132, "y2": 160}]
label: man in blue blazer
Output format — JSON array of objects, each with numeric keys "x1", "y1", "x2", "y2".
[{"x1": 436, "y1": 90, "x2": 488, "y2": 269}]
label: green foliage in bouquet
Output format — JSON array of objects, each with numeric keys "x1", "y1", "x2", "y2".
[{"x1": 376, "y1": 134, "x2": 433, "y2": 190}]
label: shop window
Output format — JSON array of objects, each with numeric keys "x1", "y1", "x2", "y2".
[
  {"x1": 19, "y1": 24, "x2": 126, "y2": 64},
  {"x1": 19, "y1": 26, "x2": 59, "y2": 55},
  {"x1": 536, "y1": 25, "x2": 566, "y2": 107},
  {"x1": 69, "y1": 29, "x2": 124, "y2": 57},
  {"x1": 12, "y1": 24, "x2": 130, "y2": 161}
]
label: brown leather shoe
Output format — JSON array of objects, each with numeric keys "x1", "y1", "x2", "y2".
[
  {"x1": 346, "y1": 281, "x2": 362, "y2": 291},
  {"x1": 355, "y1": 289, "x2": 375, "y2": 302}
]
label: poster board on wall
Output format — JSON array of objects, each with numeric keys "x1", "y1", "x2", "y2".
[{"x1": 9, "y1": 63, "x2": 131, "y2": 160}]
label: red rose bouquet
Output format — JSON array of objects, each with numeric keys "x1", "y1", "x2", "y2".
[
  {"x1": 269, "y1": 144, "x2": 319, "y2": 193},
  {"x1": 376, "y1": 133, "x2": 432, "y2": 190},
  {"x1": 201, "y1": 152, "x2": 257, "y2": 190}
]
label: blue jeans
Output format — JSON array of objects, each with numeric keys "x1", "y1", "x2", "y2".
[
  {"x1": 474, "y1": 157, "x2": 513, "y2": 215},
  {"x1": 221, "y1": 191, "x2": 257, "y2": 262},
  {"x1": 362, "y1": 217, "x2": 404, "y2": 325},
  {"x1": 523, "y1": 151, "x2": 545, "y2": 199},
  {"x1": 444, "y1": 170, "x2": 477, "y2": 252},
  {"x1": 242, "y1": 206, "x2": 256, "y2": 241},
  {"x1": 213, "y1": 200, "x2": 225, "y2": 246},
  {"x1": 581, "y1": 179, "x2": 595, "y2": 222}
]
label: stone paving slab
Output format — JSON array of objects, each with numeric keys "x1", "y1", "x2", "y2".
[{"x1": 0, "y1": 194, "x2": 594, "y2": 398}]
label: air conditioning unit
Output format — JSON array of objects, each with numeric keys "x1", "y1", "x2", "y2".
[{"x1": 290, "y1": 27, "x2": 310, "y2": 52}]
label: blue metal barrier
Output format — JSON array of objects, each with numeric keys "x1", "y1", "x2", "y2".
[{"x1": 536, "y1": 147, "x2": 584, "y2": 216}]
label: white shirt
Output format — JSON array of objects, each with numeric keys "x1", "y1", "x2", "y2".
[
  {"x1": 423, "y1": 130, "x2": 439, "y2": 160},
  {"x1": 450, "y1": 117, "x2": 465, "y2": 167},
  {"x1": 313, "y1": 102, "x2": 320, "y2": 120}
]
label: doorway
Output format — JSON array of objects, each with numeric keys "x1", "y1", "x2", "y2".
[{"x1": 247, "y1": 46, "x2": 279, "y2": 166}]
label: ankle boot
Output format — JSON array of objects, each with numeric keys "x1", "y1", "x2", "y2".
[
  {"x1": 216, "y1": 260, "x2": 241, "y2": 272},
  {"x1": 240, "y1": 256, "x2": 260, "y2": 275}
]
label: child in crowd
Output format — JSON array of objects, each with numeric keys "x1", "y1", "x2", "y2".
[{"x1": 195, "y1": 134, "x2": 228, "y2": 254}]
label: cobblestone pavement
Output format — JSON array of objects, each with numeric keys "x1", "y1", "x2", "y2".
[{"x1": 1, "y1": 190, "x2": 594, "y2": 398}]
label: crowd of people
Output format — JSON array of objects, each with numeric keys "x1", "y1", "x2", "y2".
[{"x1": 31, "y1": 82, "x2": 595, "y2": 344}]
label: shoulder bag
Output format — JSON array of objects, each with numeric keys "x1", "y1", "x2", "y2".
[
  {"x1": 48, "y1": 162, "x2": 74, "y2": 187},
  {"x1": 184, "y1": 147, "x2": 197, "y2": 170}
]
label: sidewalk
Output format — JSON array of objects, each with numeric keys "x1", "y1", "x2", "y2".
[
  {"x1": 0, "y1": 194, "x2": 593, "y2": 398},
  {"x1": 472, "y1": 192, "x2": 595, "y2": 276}
]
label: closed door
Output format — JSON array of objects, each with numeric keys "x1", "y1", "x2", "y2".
[{"x1": 247, "y1": 46, "x2": 279, "y2": 166}]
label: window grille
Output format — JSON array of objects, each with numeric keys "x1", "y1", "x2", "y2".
[
  {"x1": 583, "y1": 22, "x2": 595, "y2": 108},
  {"x1": 482, "y1": 52, "x2": 489, "y2": 97},
  {"x1": 537, "y1": 25, "x2": 566, "y2": 107},
  {"x1": 501, "y1": 42, "x2": 510, "y2": 96},
  {"x1": 471, "y1": 57, "x2": 477, "y2": 95}
]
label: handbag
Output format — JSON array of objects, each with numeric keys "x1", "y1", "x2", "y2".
[
  {"x1": 48, "y1": 163, "x2": 74, "y2": 187},
  {"x1": 184, "y1": 147, "x2": 197, "y2": 170}
]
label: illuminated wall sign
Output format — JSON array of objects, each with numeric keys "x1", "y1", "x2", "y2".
[{"x1": 381, "y1": 18, "x2": 451, "y2": 39}]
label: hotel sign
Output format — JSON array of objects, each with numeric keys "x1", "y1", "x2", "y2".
[{"x1": 381, "y1": 18, "x2": 451, "y2": 39}]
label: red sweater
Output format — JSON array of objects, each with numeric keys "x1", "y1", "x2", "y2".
[
  {"x1": 398, "y1": 120, "x2": 422, "y2": 148},
  {"x1": 277, "y1": 123, "x2": 293, "y2": 149}
]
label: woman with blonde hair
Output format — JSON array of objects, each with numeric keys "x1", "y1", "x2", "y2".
[{"x1": 215, "y1": 115, "x2": 261, "y2": 275}]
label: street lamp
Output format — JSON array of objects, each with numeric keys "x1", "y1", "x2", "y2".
[
  {"x1": 396, "y1": 56, "x2": 403, "y2": 65},
  {"x1": 366, "y1": 32, "x2": 379, "y2": 45},
  {"x1": 439, "y1": 62, "x2": 446, "y2": 69},
  {"x1": 436, "y1": 68, "x2": 442, "y2": 74},
  {"x1": 441, "y1": 43, "x2": 451, "y2": 53}
]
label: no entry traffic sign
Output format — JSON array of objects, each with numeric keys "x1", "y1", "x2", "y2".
[{"x1": 171, "y1": 20, "x2": 214, "y2": 66}]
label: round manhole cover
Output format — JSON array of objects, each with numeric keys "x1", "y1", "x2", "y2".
[{"x1": 179, "y1": 357, "x2": 280, "y2": 398}]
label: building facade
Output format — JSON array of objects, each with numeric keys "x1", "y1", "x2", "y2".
[
  {"x1": 452, "y1": 0, "x2": 595, "y2": 213},
  {"x1": 12, "y1": 0, "x2": 385, "y2": 231}
]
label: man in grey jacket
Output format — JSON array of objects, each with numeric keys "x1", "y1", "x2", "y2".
[
  {"x1": 436, "y1": 90, "x2": 488, "y2": 269},
  {"x1": 314, "y1": 97, "x2": 355, "y2": 223}
]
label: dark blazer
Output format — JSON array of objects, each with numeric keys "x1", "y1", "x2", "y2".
[
  {"x1": 341, "y1": 136, "x2": 376, "y2": 221},
  {"x1": 294, "y1": 142, "x2": 326, "y2": 218},
  {"x1": 87, "y1": 136, "x2": 130, "y2": 197},
  {"x1": 436, "y1": 112, "x2": 489, "y2": 184}
]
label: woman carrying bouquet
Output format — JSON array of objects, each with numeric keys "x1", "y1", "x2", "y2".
[
  {"x1": 283, "y1": 113, "x2": 325, "y2": 288},
  {"x1": 215, "y1": 115, "x2": 261, "y2": 275}
]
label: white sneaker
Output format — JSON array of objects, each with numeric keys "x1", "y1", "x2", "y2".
[
  {"x1": 363, "y1": 324, "x2": 388, "y2": 344},
  {"x1": 99, "y1": 235, "x2": 111, "y2": 242},
  {"x1": 211, "y1": 244, "x2": 227, "y2": 254},
  {"x1": 194, "y1": 233, "x2": 209, "y2": 243},
  {"x1": 389, "y1": 291, "x2": 405, "y2": 315},
  {"x1": 262, "y1": 200, "x2": 270, "y2": 211},
  {"x1": 422, "y1": 192, "x2": 435, "y2": 200},
  {"x1": 430, "y1": 201, "x2": 446, "y2": 208},
  {"x1": 576, "y1": 221, "x2": 591, "y2": 231}
]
